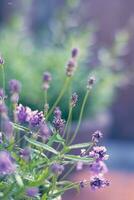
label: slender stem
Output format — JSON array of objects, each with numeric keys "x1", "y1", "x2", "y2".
[
  {"x1": 66, "y1": 111, "x2": 72, "y2": 143},
  {"x1": 61, "y1": 165, "x2": 75, "y2": 180},
  {"x1": 69, "y1": 90, "x2": 90, "y2": 145},
  {"x1": 46, "y1": 77, "x2": 70, "y2": 120}
]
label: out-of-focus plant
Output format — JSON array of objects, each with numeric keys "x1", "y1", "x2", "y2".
[
  {"x1": 0, "y1": 50, "x2": 109, "y2": 199},
  {"x1": 0, "y1": 27, "x2": 126, "y2": 122}
]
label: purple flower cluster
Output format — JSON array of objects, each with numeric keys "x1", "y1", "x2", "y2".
[
  {"x1": 26, "y1": 187, "x2": 39, "y2": 197},
  {"x1": 53, "y1": 107, "x2": 65, "y2": 134},
  {"x1": 89, "y1": 131, "x2": 109, "y2": 190},
  {"x1": 20, "y1": 147, "x2": 31, "y2": 161},
  {"x1": 0, "y1": 151, "x2": 16, "y2": 175},
  {"x1": 66, "y1": 48, "x2": 79, "y2": 77},
  {"x1": 2, "y1": 119, "x2": 13, "y2": 140},
  {"x1": 51, "y1": 163, "x2": 64, "y2": 175},
  {"x1": 16, "y1": 104, "x2": 44, "y2": 128},
  {"x1": 9, "y1": 79, "x2": 21, "y2": 103},
  {"x1": 38, "y1": 122, "x2": 51, "y2": 141}
]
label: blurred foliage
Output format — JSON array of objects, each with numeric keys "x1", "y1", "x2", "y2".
[{"x1": 0, "y1": 0, "x2": 128, "y2": 121}]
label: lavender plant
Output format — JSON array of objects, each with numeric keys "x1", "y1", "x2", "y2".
[{"x1": 0, "y1": 50, "x2": 109, "y2": 200}]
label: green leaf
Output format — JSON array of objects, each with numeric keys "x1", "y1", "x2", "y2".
[
  {"x1": 47, "y1": 133, "x2": 65, "y2": 146},
  {"x1": 15, "y1": 174, "x2": 24, "y2": 187},
  {"x1": 12, "y1": 123, "x2": 30, "y2": 132},
  {"x1": 25, "y1": 136, "x2": 58, "y2": 155},
  {"x1": 68, "y1": 142, "x2": 92, "y2": 150},
  {"x1": 64, "y1": 154, "x2": 93, "y2": 163}
]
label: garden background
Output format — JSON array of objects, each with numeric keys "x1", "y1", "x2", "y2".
[{"x1": 0, "y1": 0, "x2": 134, "y2": 199}]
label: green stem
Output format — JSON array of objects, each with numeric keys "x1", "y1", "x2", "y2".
[
  {"x1": 46, "y1": 77, "x2": 70, "y2": 120},
  {"x1": 61, "y1": 165, "x2": 75, "y2": 180},
  {"x1": 69, "y1": 90, "x2": 90, "y2": 145}
]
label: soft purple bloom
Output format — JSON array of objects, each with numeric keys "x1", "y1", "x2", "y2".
[
  {"x1": 89, "y1": 146, "x2": 109, "y2": 161},
  {"x1": 90, "y1": 175, "x2": 109, "y2": 190},
  {"x1": 20, "y1": 148, "x2": 31, "y2": 161},
  {"x1": 16, "y1": 104, "x2": 30, "y2": 123},
  {"x1": 76, "y1": 161, "x2": 83, "y2": 171},
  {"x1": 0, "y1": 151, "x2": 16, "y2": 174},
  {"x1": 66, "y1": 59, "x2": 76, "y2": 77},
  {"x1": 92, "y1": 130, "x2": 103, "y2": 143},
  {"x1": 53, "y1": 107, "x2": 65, "y2": 134},
  {"x1": 89, "y1": 161, "x2": 108, "y2": 175},
  {"x1": 26, "y1": 187, "x2": 39, "y2": 197},
  {"x1": 29, "y1": 110, "x2": 44, "y2": 127},
  {"x1": 43, "y1": 72, "x2": 52, "y2": 90},
  {"x1": 9, "y1": 79, "x2": 21, "y2": 94},
  {"x1": 39, "y1": 122, "x2": 50, "y2": 141},
  {"x1": 0, "y1": 88, "x2": 5, "y2": 99},
  {"x1": 2, "y1": 119, "x2": 13, "y2": 140},
  {"x1": 71, "y1": 92, "x2": 78, "y2": 107},
  {"x1": 0, "y1": 56, "x2": 4, "y2": 65},
  {"x1": 71, "y1": 48, "x2": 79, "y2": 58},
  {"x1": 0, "y1": 101, "x2": 7, "y2": 114},
  {"x1": 51, "y1": 163, "x2": 64, "y2": 175}
]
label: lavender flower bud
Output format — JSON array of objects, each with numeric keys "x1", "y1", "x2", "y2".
[
  {"x1": 87, "y1": 76, "x2": 95, "y2": 89},
  {"x1": 51, "y1": 163, "x2": 64, "y2": 175},
  {"x1": 71, "y1": 48, "x2": 79, "y2": 58},
  {"x1": 43, "y1": 72, "x2": 52, "y2": 90},
  {"x1": 29, "y1": 110, "x2": 44, "y2": 127},
  {"x1": 80, "y1": 180, "x2": 87, "y2": 188},
  {"x1": 16, "y1": 104, "x2": 29, "y2": 123},
  {"x1": 0, "y1": 56, "x2": 4, "y2": 65},
  {"x1": 92, "y1": 130, "x2": 103, "y2": 143},
  {"x1": 90, "y1": 175, "x2": 109, "y2": 190},
  {"x1": 0, "y1": 101, "x2": 7, "y2": 115},
  {"x1": 89, "y1": 146, "x2": 109, "y2": 161},
  {"x1": 53, "y1": 107, "x2": 65, "y2": 134},
  {"x1": 9, "y1": 79, "x2": 21, "y2": 94},
  {"x1": 71, "y1": 92, "x2": 78, "y2": 107},
  {"x1": 38, "y1": 122, "x2": 50, "y2": 141},
  {"x1": 89, "y1": 161, "x2": 108, "y2": 175},
  {"x1": 66, "y1": 59, "x2": 76, "y2": 77},
  {"x1": 26, "y1": 187, "x2": 39, "y2": 197},
  {"x1": 2, "y1": 119, "x2": 13, "y2": 140},
  {"x1": 76, "y1": 161, "x2": 83, "y2": 171},
  {"x1": 20, "y1": 148, "x2": 31, "y2": 161},
  {"x1": 0, "y1": 151, "x2": 16, "y2": 174}
]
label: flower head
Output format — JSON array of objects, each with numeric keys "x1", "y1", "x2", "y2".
[
  {"x1": 71, "y1": 48, "x2": 79, "y2": 58},
  {"x1": 89, "y1": 161, "x2": 108, "y2": 175},
  {"x1": 92, "y1": 130, "x2": 103, "y2": 143},
  {"x1": 43, "y1": 72, "x2": 52, "y2": 90},
  {"x1": 20, "y1": 148, "x2": 31, "y2": 161},
  {"x1": 90, "y1": 175, "x2": 109, "y2": 190},
  {"x1": 26, "y1": 187, "x2": 39, "y2": 197},
  {"x1": 29, "y1": 110, "x2": 44, "y2": 128},
  {"x1": 0, "y1": 101, "x2": 7, "y2": 115},
  {"x1": 87, "y1": 76, "x2": 95, "y2": 89},
  {"x1": 53, "y1": 107, "x2": 65, "y2": 134},
  {"x1": 0, "y1": 151, "x2": 16, "y2": 174},
  {"x1": 51, "y1": 163, "x2": 64, "y2": 175},
  {"x1": 16, "y1": 104, "x2": 30, "y2": 123},
  {"x1": 89, "y1": 146, "x2": 109, "y2": 161},
  {"x1": 9, "y1": 79, "x2": 21, "y2": 94},
  {"x1": 0, "y1": 56, "x2": 4, "y2": 65},
  {"x1": 2, "y1": 119, "x2": 13, "y2": 140},
  {"x1": 71, "y1": 92, "x2": 78, "y2": 107},
  {"x1": 38, "y1": 122, "x2": 51, "y2": 141}
]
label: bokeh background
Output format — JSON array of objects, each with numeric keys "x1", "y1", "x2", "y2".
[{"x1": 0, "y1": 0, "x2": 134, "y2": 199}]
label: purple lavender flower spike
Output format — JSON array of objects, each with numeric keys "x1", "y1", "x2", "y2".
[
  {"x1": 39, "y1": 122, "x2": 51, "y2": 141},
  {"x1": 54, "y1": 107, "x2": 62, "y2": 118},
  {"x1": 9, "y1": 79, "x2": 21, "y2": 94},
  {"x1": 71, "y1": 48, "x2": 79, "y2": 58},
  {"x1": 16, "y1": 104, "x2": 30, "y2": 123},
  {"x1": 29, "y1": 110, "x2": 44, "y2": 127},
  {"x1": 90, "y1": 175, "x2": 109, "y2": 190},
  {"x1": 0, "y1": 101, "x2": 7, "y2": 115},
  {"x1": 89, "y1": 161, "x2": 108, "y2": 175},
  {"x1": 89, "y1": 146, "x2": 109, "y2": 161},
  {"x1": 20, "y1": 148, "x2": 31, "y2": 161},
  {"x1": 0, "y1": 151, "x2": 16, "y2": 174},
  {"x1": 92, "y1": 130, "x2": 103, "y2": 143},
  {"x1": 87, "y1": 76, "x2": 95, "y2": 89},
  {"x1": 43, "y1": 72, "x2": 52, "y2": 90},
  {"x1": 71, "y1": 92, "x2": 78, "y2": 107},
  {"x1": 2, "y1": 119, "x2": 13, "y2": 140},
  {"x1": 51, "y1": 163, "x2": 64, "y2": 175},
  {"x1": 0, "y1": 56, "x2": 4, "y2": 65},
  {"x1": 53, "y1": 107, "x2": 65, "y2": 134},
  {"x1": 66, "y1": 59, "x2": 76, "y2": 77},
  {"x1": 26, "y1": 187, "x2": 39, "y2": 197}
]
